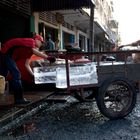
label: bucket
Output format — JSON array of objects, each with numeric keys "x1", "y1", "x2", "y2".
[{"x1": 0, "y1": 75, "x2": 5, "y2": 94}]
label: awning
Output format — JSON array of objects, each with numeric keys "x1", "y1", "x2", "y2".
[{"x1": 31, "y1": 0, "x2": 94, "y2": 11}]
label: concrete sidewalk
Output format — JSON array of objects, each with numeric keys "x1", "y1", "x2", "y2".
[{"x1": 0, "y1": 91, "x2": 54, "y2": 135}]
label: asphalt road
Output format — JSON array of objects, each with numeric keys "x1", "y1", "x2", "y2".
[{"x1": 1, "y1": 95, "x2": 140, "y2": 140}]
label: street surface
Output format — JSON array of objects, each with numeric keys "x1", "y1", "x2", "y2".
[{"x1": 1, "y1": 95, "x2": 140, "y2": 140}]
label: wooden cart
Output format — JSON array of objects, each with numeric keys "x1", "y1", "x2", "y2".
[{"x1": 33, "y1": 50, "x2": 140, "y2": 119}]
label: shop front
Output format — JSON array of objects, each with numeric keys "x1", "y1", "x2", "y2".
[
  {"x1": 38, "y1": 22, "x2": 58, "y2": 43},
  {"x1": 63, "y1": 31, "x2": 75, "y2": 49},
  {"x1": 31, "y1": 0, "x2": 95, "y2": 51}
]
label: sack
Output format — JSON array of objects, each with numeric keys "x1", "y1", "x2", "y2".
[{"x1": 0, "y1": 75, "x2": 5, "y2": 94}]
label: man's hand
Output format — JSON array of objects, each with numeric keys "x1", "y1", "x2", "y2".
[
  {"x1": 118, "y1": 45, "x2": 124, "y2": 49},
  {"x1": 47, "y1": 56, "x2": 56, "y2": 63}
]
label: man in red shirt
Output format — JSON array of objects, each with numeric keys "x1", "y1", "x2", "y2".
[{"x1": 0, "y1": 35, "x2": 55, "y2": 105}]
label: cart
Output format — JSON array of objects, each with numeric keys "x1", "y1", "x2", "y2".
[{"x1": 33, "y1": 50, "x2": 140, "y2": 120}]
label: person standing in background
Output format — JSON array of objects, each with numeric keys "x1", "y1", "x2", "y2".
[
  {"x1": 55, "y1": 38, "x2": 60, "y2": 50},
  {"x1": 45, "y1": 34, "x2": 55, "y2": 51}
]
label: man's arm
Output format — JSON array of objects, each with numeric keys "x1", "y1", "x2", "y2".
[
  {"x1": 117, "y1": 42, "x2": 139, "y2": 50},
  {"x1": 32, "y1": 48, "x2": 56, "y2": 63},
  {"x1": 120, "y1": 40, "x2": 140, "y2": 47},
  {"x1": 131, "y1": 40, "x2": 140, "y2": 46},
  {"x1": 25, "y1": 58, "x2": 34, "y2": 76},
  {"x1": 32, "y1": 48, "x2": 48, "y2": 59}
]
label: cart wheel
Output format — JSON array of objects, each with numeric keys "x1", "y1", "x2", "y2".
[{"x1": 96, "y1": 77, "x2": 137, "y2": 119}]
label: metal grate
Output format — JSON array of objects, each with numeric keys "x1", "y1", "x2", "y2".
[
  {"x1": 39, "y1": 12, "x2": 58, "y2": 26},
  {"x1": 62, "y1": 21, "x2": 74, "y2": 31}
]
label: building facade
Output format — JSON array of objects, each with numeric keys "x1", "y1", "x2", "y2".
[
  {"x1": 0, "y1": 0, "x2": 118, "y2": 52},
  {"x1": 94, "y1": 0, "x2": 118, "y2": 51}
]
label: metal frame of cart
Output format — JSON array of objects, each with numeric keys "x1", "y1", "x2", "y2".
[{"x1": 33, "y1": 50, "x2": 140, "y2": 119}]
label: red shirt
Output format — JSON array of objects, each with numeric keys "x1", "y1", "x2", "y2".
[
  {"x1": 12, "y1": 47, "x2": 33, "y2": 61},
  {"x1": 1, "y1": 38, "x2": 35, "y2": 54},
  {"x1": 2, "y1": 38, "x2": 36, "y2": 83},
  {"x1": 12, "y1": 46, "x2": 34, "y2": 82}
]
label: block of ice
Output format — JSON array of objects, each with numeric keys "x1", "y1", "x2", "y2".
[
  {"x1": 56, "y1": 63, "x2": 98, "y2": 88},
  {"x1": 33, "y1": 66, "x2": 56, "y2": 84}
]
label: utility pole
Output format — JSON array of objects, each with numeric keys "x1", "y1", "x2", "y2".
[{"x1": 89, "y1": 3, "x2": 95, "y2": 53}]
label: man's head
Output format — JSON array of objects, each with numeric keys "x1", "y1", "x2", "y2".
[
  {"x1": 34, "y1": 34, "x2": 45, "y2": 48},
  {"x1": 46, "y1": 34, "x2": 52, "y2": 40}
]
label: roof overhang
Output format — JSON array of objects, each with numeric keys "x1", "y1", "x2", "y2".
[
  {"x1": 55, "y1": 9, "x2": 90, "y2": 31},
  {"x1": 94, "y1": 21, "x2": 106, "y2": 35},
  {"x1": 31, "y1": 0, "x2": 95, "y2": 12}
]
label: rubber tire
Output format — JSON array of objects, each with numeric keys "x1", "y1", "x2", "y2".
[{"x1": 96, "y1": 77, "x2": 137, "y2": 120}]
